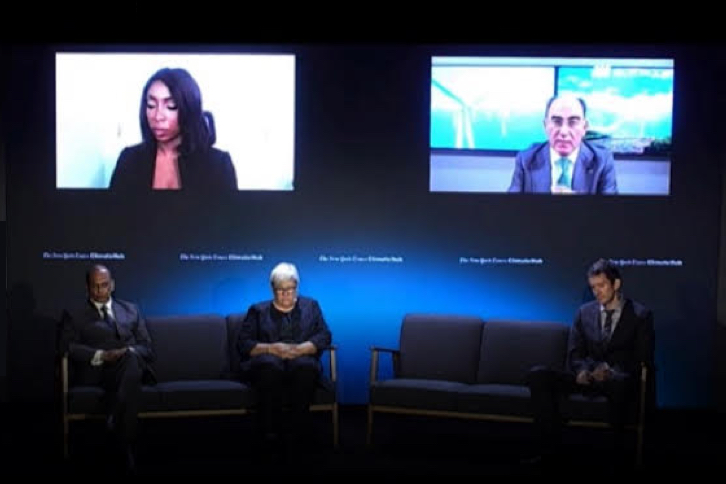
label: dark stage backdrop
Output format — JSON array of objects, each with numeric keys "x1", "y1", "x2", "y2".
[{"x1": 4, "y1": 44, "x2": 723, "y2": 409}]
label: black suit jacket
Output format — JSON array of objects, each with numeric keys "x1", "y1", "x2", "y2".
[
  {"x1": 237, "y1": 296, "x2": 332, "y2": 373},
  {"x1": 568, "y1": 298, "x2": 654, "y2": 378},
  {"x1": 109, "y1": 143, "x2": 237, "y2": 193},
  {"x1": 60, "y1": 298, "x2": 156, "y2": 384}
]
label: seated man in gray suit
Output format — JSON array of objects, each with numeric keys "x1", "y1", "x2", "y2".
[
  {"x1": 60, "y1": 264, "x2": 155, "y2": 472},
  {"x1": 508, "y1": 95, "x2": 618, "y2": 194}
]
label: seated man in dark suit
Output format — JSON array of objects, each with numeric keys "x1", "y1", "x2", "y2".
[
  {"x1": 60, "y1": 264, "x2": 155, "y2": 472},
  {"x1": 508, "y1": 95, "x2": 618, "y2": 194},
  {"x1": 526, "y1": 258, "x2": 655, "y2": 467},
  {"x1": 237, "y1": 262, "x2": 332, "y2": 447}
]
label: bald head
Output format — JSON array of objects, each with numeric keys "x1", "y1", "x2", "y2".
[
  {"x1": 545, "y1": 95, "x2": 587, "y2": 119},
  {"x1": 86, "y1": 265, "x2": 114, "y2": 303}
]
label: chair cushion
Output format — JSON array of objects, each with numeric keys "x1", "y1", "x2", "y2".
[
  {"x1": 399, "y1": 314, "x2": 483, "y2": 383},
  {"x1": 67, "y1": 385, "x2": 163, "y2": 413},
  {"x1": 154, "y1": 380, "x2": 254, "y2": 411},
  {"x1": 147, "y1": 315, "x2": 230, "y2": 382},
  {"x1": 477, "y1": 320, "x2": 568, "y2": 384},
  {"x1": 370, "y1": 379, "x2": 472, "y2": 410}
]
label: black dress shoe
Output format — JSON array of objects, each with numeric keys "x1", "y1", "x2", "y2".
[
  {"x1": 520, "y1": 454, "x2": 545, "y2": 467},
  {"x1": 520, "y1": 453, "x2": 564, "y2": 471},
  {"x1": 106, "y1": 414, "x2": 116, "y2": 432},
  {"x1": 124, "y1": 446, "x2": 137, "y2": 474}
]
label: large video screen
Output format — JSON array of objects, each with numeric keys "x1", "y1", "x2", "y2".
[
  {"x1": 430, "y1": 56, "x2": 674, "y2": 195},
  {"x1": 56, "y1": 53, "x2": 296, "y2": 191}
]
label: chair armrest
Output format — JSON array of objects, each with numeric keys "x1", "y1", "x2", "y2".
[
  {"x1": 637, "y1": 362, "x2": 649, "y2": 426},
  {"x1": 319, "y1": 345, "x2": 338, "y2": 384},
  {"x1": 61, "y1": 353, "x2": 70, "y2": 396},
  {"x1": 60, "y1": 353, "x2": 70, "y2": 420},
  {"x1": 369, "y1": 346, "x2": 401, "y2": 383},
  {"x1": 370, "y1": 346, "x2": 399, "y2": 354}
]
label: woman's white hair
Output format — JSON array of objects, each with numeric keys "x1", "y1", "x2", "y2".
[{"x1": 270, "y1": 262, "x2": 299, "y2": 287}]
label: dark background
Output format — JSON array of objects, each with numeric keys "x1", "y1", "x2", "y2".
[{"x1": 2, "y1": 42, "x2": 726, "y2": 474}]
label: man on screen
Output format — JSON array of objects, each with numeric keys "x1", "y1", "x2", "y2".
[{"x1": 508, "y1": 95, "x2": 618, "y2": 194}]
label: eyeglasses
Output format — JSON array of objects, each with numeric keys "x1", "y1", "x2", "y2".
[
  {"x1": 274, "y1": 286, "x2": 297, "y2": 295},
  {"x1": 547, "y1": 116, "x2": 585, "y2": 129}
]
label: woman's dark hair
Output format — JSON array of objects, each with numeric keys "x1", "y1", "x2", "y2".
[{"x1": 139, "y1": 67, "x2": 214, "y2": 155}]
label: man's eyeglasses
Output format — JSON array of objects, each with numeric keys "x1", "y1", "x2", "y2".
[{"x1": 547, "y1": 116, "x2": 585, "y2": 129}]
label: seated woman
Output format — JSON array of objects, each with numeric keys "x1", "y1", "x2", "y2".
[
  {"x1": 237, "y1": 262, "x2": 332, "y2": 443},
  {"x1": 109, "y1": 67, "x2": 237, "y2": 193}
]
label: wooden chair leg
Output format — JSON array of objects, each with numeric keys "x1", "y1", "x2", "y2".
[
  {"x1": 366, "y1": 405, "x2": 373, "y2": 446},
  {"x1": 63, "y1": 416, "x2": 69, "y2": 459},
  {"x1": 332, "y1": 403, "x2": 339, "y2": 449}
]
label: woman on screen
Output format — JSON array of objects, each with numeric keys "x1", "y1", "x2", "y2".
[{"x1": 109, "y1": 67, "x2": 237, "y2": 192}]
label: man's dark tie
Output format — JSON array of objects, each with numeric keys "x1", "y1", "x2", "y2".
[
  {"x1": 602, "y1": 309, "x2": 615, "y2": 342},
  {"x1": 101, "y1": 305, "x2": 118, "y2": 337}
]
